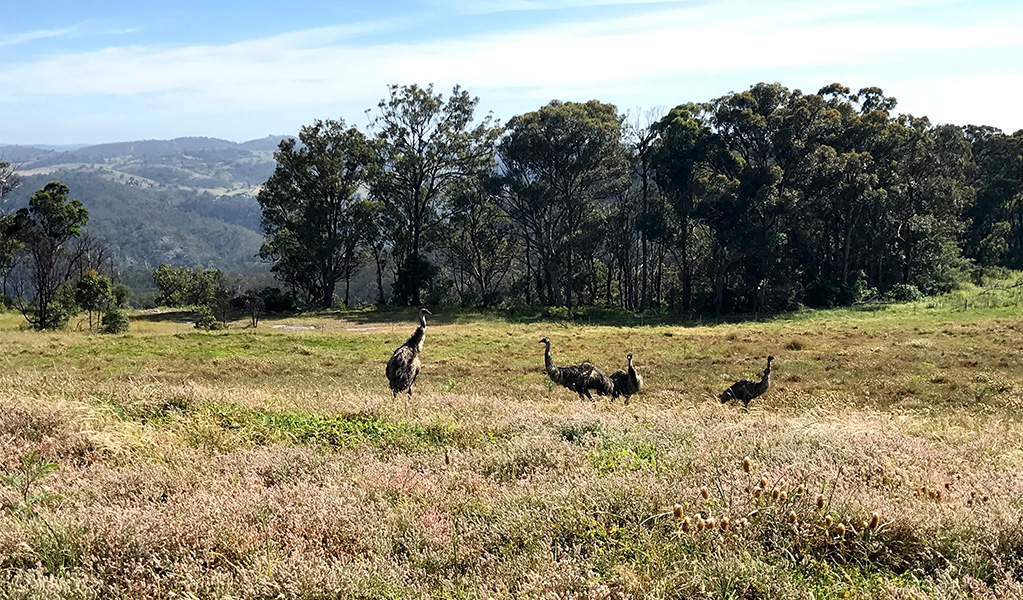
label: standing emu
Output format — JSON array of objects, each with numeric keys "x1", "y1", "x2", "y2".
[
  {"x1": 610, "y1": 353, "x2": 643, "y2": 402},
  {"x1": 539, "y1": 337, "x2": 614, "y2": 401},
  {"x1": 386, "y1": 308, "x2": 431, "y2": 399},
  {"x1": 720, "y1": 356, "x2": 774, "y2": 409}
]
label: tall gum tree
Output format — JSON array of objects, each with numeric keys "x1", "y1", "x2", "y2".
[
  {"x1": 371, "y1": 83, "x2": 501, "y2": 306},
  {"x1": 258, "y1": 119, "x2": 376, "y2": 308},
  {"x1": 498, "y1": 100, "x2": 629, "y2": 309}
]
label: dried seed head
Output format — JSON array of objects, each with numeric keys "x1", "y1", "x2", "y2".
[
  {"x1": 706, "y1": 517, "x2": 716, "y2": 530},
  {"x1": 966, "y1": 498, "x2": 974, "y2": 507},
  {"x1": 982, "y1": 495, "x2": 989, "y2": 503},
  {"x1": 779, "y1": 491, "x2": 788, "y2": 502},
  {"x1": 944, "y1": 482, "x2": 951, "y2": 490},
  {"x1": 700, "y1": 486, "x2": 710, "y2": 500},
  {"x1": 788, "y1": 511, "x2": 798, "y2": 524},
  {"x1": 824, "y1": 515, "x2": 834, "y2": 528},
  {"x1": 836, "y1": 523, "x2": 846, "y2": 537},
  {"x1": 673, "y1": 504, "x2": 683, "y2": 520},
  {"x1": 936, "y1": 490, "x2": 943, "y2": 502},
  {"x1": 761, "y1": 475, "x2": 770, "y2": 489},
  {"x1": 772, "y1": 487, "x2": 781, "y2": 501},
  {"x1": 682, "y1": 517, "x2": 691, "y2": 532},
  {"x1": 697, "y1": 518, "x2": 706, "y2": 531},
  {"x1": 869, "y1": 512, "x2": 880, "y2": 529},
  {"x1": 797, "y1": 483, "x2": 806, "y2": 496},
  {"x1": 719, "y1": 517, "x2": 730, "y2": 531},
  {"x1": 743, "y1": 457, "x2": 752, "y2": 473},
  {"x1": 753, "y1": 487, "x2": 762, "y2": 499},
  {"x1": 971, "y1": 491, "x2": 978, "y2": 498},
  {"x1": 816, "y1": 494, "x2": 825, "y2": 510},
  {"x1": 737, "y1": 518, "x2": 748, "y2": 528}
]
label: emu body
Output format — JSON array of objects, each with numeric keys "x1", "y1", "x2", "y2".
[
  {"x1": 610, "y1": 353, "x2": 643, "y2": 402},
  {"x1": 720, "y1": 356, "x2": 773, "y2": 408},
  {"x1": 539, "y1": 337, "x2": 614, "y2": 401},
  {"x1": 386, "y1": 308, "x2": 431, "y2": 399}
]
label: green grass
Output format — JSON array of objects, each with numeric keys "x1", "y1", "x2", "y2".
[{"x1": 2, "y1": 282, "x2": 1023, "y2": 598}]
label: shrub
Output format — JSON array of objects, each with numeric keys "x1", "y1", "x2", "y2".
[
  {"x1": 887, "y1": 283, "x2": 923, "y2": 303},
  {"x1": 111, "y1": 283, "x2": 133, "y2": 308},
  {"x1": 101, "y1": 309, "x2": 129, "y2": 334},
  {"x1": 193, "y1": 305, "x2": 225, "y2": 330}
]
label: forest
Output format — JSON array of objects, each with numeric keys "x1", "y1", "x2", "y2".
[{"x1": 258, "y1": 81, "x2": 1023, "y2": 315}]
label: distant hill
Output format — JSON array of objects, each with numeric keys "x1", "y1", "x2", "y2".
[{"x1": 1, "y1": 135, "x2": 294, "y2": 275}]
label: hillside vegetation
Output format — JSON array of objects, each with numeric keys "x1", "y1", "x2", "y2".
[
  {"x1": 2, "y1": 137, "x2": 287, "y2": 273},
  {"x1": 2, "y1": 286, "x2": 1022, "y2": 598}
]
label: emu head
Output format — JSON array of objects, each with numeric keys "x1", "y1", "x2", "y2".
[
  {"x1": 627, "y1": 353, "x2": 633, "y2": 364},
  {"x1": 418, "y1": 307, "x2": 431, "y2": 327},
  {"x1": 767, "y1": 355, "x2": 775, "y2": 364}
]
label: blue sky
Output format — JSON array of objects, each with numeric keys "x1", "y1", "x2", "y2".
[{"x1": 2, "y1": 0, "x2": 1022, "y2": 145}]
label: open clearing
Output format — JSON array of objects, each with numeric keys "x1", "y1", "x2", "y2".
[{"x1": 2, "y1": 295, "x2": 1022, "y2": 599}]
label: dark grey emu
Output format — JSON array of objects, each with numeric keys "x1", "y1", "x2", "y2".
[
  {"x1": 720, "y1": 356, "x2": 774, "y2": 409},
  {"x1": 610, "y1": 353, "x2": 643, "y2": 402},
  {"x1": 386, "y1": 308, "x2": 431, "y2": 399},
  {"x1": 539, "y1": 337, "x2": 614, "y2": 401}
]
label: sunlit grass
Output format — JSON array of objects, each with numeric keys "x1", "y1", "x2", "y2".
[{"x1": 1, "y1": 286, "x2": 1023, "y2": 598}]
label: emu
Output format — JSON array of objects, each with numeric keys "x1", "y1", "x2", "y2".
[
  {"x1": 386, "y1": 308, "x2": 431, "y2": 399},
  {"x1": 610, "y1": 353, "x2": 643, "y2": 402},
  {"x1": 720, "y1": 356, "x2": 774, "y2": 409},
  {"x1": 539, "y1": 337, "x2": 614, "y2": 401}
]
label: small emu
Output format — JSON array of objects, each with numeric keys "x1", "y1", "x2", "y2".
[
  {"x1": 720, "y1": 356, "x2": 774, "y2": 409},
  {"x1": 610, "y1": 353, "x2": 643, "y2": 402},
  {"x1": 539, "y1": 337, "x2": 614, "y2": 401},
  {"x1": 386, "y1": 308, "x2": 431, "y2": 399}
]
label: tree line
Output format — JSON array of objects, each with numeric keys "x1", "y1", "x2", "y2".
[{"x1": 258, "y1": 82, "x2": 1023, "y2": 315}]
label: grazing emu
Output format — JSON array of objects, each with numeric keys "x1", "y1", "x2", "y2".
[
  {"x1": 610, "y1": 353, "x2": 643, "y2": 402},
  {"x1": 720, "y1": 356, "x2": 774, "y2": 409},
  {"x1": 539, "y1": 337, "x2": 614, "y2": 401},
  {"x1": 386, "y1": 308, "x2": 431, "y2": 399}
]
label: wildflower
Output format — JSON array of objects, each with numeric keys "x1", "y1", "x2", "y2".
[
  {"x1": 825, "y1": 515, "x2": 834, "y2": 528},
  {"x1": 673, "y1": 504, "x2": 683, "y2": 520},
  {"x1": 797, "y1": 483, "x2": 806, "y2": 496},
  {"x1": 697, "y1": 518, "x2": 706, "y2": 531},
  {"x1": 869, "y1": 512, "x2": 880, "y2": 529},
  {"x1": 761, "y1": 474, "x2": 770, "y2": 489},
  {"x1": 816, "y1": 494, "x2": 825, "y2": 510},
  {"x1": 682, "y1": 517, "x2": 692, "y2": 532},
  {"x1": 772, "y1": 487, "x2": 781, "y2": 501},
  {"x1": 743, "y1": 457, "x2": 752, "y2": 473},
  {"x1": 700, "y1": 486, "x2": 710, "y2": 500},
  {"x1": 788, "y1": 511, "x2": 797, "y2": 524},
  {"x1": 779, "y1": 491, "x2": 788, "y2": 502},
  {"x1": 836, "y1": 523, "x2": 846, "y2": 537},
  {"x1": 706, "y1": 517, "x2": 716, "y2": 530},
  {"x1": 720, "y1": 517, "x2": 730, "y2": 531}
]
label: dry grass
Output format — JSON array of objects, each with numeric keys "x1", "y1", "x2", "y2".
[{"x1": 1, "y1": 298, "x2": 1023, "y2": 599}]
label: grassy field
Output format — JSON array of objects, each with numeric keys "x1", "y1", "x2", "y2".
[{"x1": 2, "y1": 282, "x2": 1023, "y2": 599}]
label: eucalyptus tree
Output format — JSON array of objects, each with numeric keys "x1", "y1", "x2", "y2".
[
  {"x1": 499, "y1": 100, "x2": 629, "y2": 309},
  {"x1": 7, "y1": 181, "x2": 89, "y2": 329},
  {"x1": 371, "y1": 84, "x2": 502, "y2": 306},
  {"x1": 258, "y1": 119, "x2": 376, "y2": 308}
]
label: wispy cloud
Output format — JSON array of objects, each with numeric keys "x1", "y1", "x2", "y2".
[{"x1": 0, "y1": 27, "x2": 75, "y2": 48}]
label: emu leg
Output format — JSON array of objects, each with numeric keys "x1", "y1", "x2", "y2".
[{"x1": 583, "y1": 389, "x2": 594, "y2": 401}]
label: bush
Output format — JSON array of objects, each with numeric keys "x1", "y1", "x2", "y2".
[
  {"x1": 193, "y1": 305, "x2": 226, "y2": 331},
  {"x1": 111, "y1": 283, "x2": 133, "y2": 308},
  {"x1": 887, "y1": 283, "x2": 923, "y2": 303},
  {"x1": 101, "y1": 308, "x2": 130, "y2": 334}
]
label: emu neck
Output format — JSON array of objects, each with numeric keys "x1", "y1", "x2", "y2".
[
  {"x1": 544, "y1": 344, "x2": 555, "y2": 376},
  {"x1": 405, "y1": 326, "x2": 425, "y2": 353}
]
